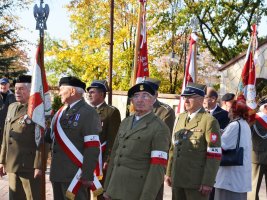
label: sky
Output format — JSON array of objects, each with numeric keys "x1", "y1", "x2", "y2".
[
  {"x1": 17, "y1": 0, "x2": 71, "y2": 69},
  {"x1": 17, "y1": 0, "x2": 267, "y2": 70}
]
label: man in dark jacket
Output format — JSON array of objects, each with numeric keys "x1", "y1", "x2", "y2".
[
  {"x1": 0, "y1": 78, "x2": 16, "y2": 148},
  {"x1": 204, "y1": 87, "x2": 230, "y2": 130}
]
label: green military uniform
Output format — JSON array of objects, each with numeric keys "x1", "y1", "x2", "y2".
[
  {"x1": 104, "y1": 112, "x2": 170, "y2": 200},
  {"x1": 153, "y1": 99, "x2": 175, "y2": 133},
  {"x1": 95, "y1": 102, "x2": 121, "y2": 163},
  {"x1": 248, "y1": 113, "x2": 267, "y2": 200},
  {"x1": 50, "y1": 98, "x2": 101, "y2": 200},
  {"x1": 0, "y1": 102, "x2": 42, "y2": 200},
  {"x1": 167, "y1": 108, "x2": 221, "y2": 200}
]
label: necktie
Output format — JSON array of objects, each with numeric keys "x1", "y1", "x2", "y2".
[{"x1": 185, "y1": 116, "x2": 190, "y2": 125}]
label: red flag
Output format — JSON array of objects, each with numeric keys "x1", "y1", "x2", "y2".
[
  {"x1": 237, "y1": 24, "x2": 258, "y2": 120},
  {"x1": 177, "y1": 33, "x2": 198, "y2": 113},
  {"x1": 28, "y1": 41, "x2": 52, "y2": 145},
  {"x1": 136, "y1": 0, "x2": 149, "y2": 83}
]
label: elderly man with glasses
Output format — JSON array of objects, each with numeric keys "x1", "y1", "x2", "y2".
[
  {"x1": 103, "y1": 82, "x2": 170, "y2": 200},
  {"x1": 165, "y1": 82, "x2": 221, "y2": 200}
]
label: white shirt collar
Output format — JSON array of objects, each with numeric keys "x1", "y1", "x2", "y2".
[
  {"x1": 209, "y1": 104, "x2": 218, "y2": 114},
  {"x1": 188, "y1": 107, "x2": 202, "y2": 121}
]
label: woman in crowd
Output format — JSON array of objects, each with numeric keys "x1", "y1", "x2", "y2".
[{"x1": 214, "y1": 100, "x2": 252, "y2": 200}]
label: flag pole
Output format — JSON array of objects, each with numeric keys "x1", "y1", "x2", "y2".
[
  {"x1": 131, "y1": 2, "x2": 143, "y2": 86},
  {"x1": 33, "y1": 1, "x2": 49, "y2": 200},
  {"x1": 108, "y1": 0, "x2": 114, "y2": 105},
  {"x1": 190, "y1": 17, "x2": 198, "y2": 82}
]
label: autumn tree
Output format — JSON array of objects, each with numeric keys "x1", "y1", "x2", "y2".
[
  {"x1": 182, "y1": 0, "x2": 267, "y2": 64},
  {"x1": 0, "y1": 1, "x2": 31, "y2": 79},
  {"x1": 44, "y1": 0, "x2": 267, "y2": 93}
]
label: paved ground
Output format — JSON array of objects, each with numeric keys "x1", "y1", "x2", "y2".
[{"x1": 0, "y1": 170, "x2": 266, "y2": 199}]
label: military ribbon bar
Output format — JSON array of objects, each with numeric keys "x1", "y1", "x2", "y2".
[
  {"x1": 206, "y1": 147, "x2": 222, "y2": 160},
  {"x1": 150, "y1": 150, "x2": 168, "y2": 166},
  {"x1": 84, "y1": 135, "x2": 100, "y2": 148}
]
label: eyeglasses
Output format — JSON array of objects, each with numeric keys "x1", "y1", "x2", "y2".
[{"x1": 131, "y1": 93, "x2": 153, "y2": 100}]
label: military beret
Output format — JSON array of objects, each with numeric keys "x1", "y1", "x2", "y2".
[
  {"x1": 221, "y1": 93, "x2": 235, "y2": 101},
  {"x1": 258, "y1": 96, "x2": 267, "y2": 107},
  {"x1": 59, "y1": 76, "x2": 86, "y2": 91},
  {"x1": 128, "y1": 83, "x2": 155, "y2": 98},
  {"x1": 181, "y1": 82, "x2": 206, "y2": 97},
  {"x1": 87, "y1": 80, "x2": 109, "y2": 92},
  {"x1": 0, "y1": 77, "x2": 9, "y2": 84},
  {"x1": 142, "y1": 78, "x2": 161, "y2": 91},
  {"x1": 15, "y1": 75, "x2": 32, "y2": 83}
]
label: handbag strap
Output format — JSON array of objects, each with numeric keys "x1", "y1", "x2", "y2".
[{"x1": 235, "y1": 120, "x2": 241, "y2": 149}]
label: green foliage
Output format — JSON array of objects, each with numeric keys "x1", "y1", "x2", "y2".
[{"x1": 52, "y1": 94, "x2": 63, "y2": 113}]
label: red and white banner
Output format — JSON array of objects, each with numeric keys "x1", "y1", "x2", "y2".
[
  {"x1": 238, "y1": 24, "x2": 258, "y2": 110},
  {"x1": 177, "y1": 33, "x2": 198, "y2": 113},
  {"x1": 136, "y1": 0, "x2": 149, "y2": 83},
  {"x1": 28, "y1": 41, "x2": 52, "y2": 145}
]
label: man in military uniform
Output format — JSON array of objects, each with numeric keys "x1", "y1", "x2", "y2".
[
  {"x1": 0, "y1": 78, "x2": 16, "y2": 147},
  {"x1": 221, "y1": 93, "x2": 235, "y2": 112},
  {"x1": 143, "y1": 77, "x2": 175, "y2": 133},
  {"x1": 87, "y1": 80, "x2": 121, "y2": 199},
  {"x1": 49, "y1": 76, "x2": 102, "y2": 200},
  {"x1": 165, "y1": 82, "x2": 221, "y2": 200},
  {"x1": 248, "y1": 96, "x2": 267, "y2": 200},
  {"x1": 87, "y1": 80, "x2": 121, "y2": 170},
  {"x1": 143, "y1": 78, "x2": 175, "y2": 199},
  {"x1": 203, "y1": 87, "x2": 230, "y2": 130},
  {"x1": 103, "y1": 82, "x2": 170, "y2": 200},
  {"x1": 0, "y1": 75, "x2": 42, "y2": 200}
]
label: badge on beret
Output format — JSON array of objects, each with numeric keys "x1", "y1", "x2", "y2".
[
  {"x1": 210, "y1": 133, "x2": 218, "y2": 144},
  {"x1": 73, "y1": 122, "x2": 78, "y2": 126},
  {"x1": 140, "y1": 85, "x2": 144, "y2": 91}
]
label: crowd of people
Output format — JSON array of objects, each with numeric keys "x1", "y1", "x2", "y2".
[{"x1": 0, "y1": 75, "x2": 266, "y2": 200}]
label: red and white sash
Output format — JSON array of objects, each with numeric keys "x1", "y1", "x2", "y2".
[
  {"x1": 94, "y1": 141, "x2": 107, "y2": 179},
  {"x1": 255, "y1": 112, "x2": 267, "y2": 129},
  {"x1": 54, "y1": 106, "x2": 103, "y2": 199}
]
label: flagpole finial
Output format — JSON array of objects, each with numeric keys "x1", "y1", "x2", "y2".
[
  {"x1": 33, "y1": 0, "x2": 49, "y2": 37},
  {"x1": 190, "y1": 17, "x2": 199, "y2": 33}
]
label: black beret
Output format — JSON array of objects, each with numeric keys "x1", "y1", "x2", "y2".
[
  {"x1": 87, "y1": 80, "x2": 108, "y2": 92},
  {"x1": 59, "y1": 76, "x2": 86, "y2": 91},
  {"x1": 221, "y1": 93, "x2": 235, "y2": 101},
  {"x1": 258, "y1": 96, "x2": 267, "y2": 107},
  {"x1": 142, "y1": 78, "x2": 161, "y2": 91},
  {"x1": 181, "y1": 82, "x2": 206, "y2": 97},
  {"x1": 128, "y1": 83, "x2": 155, "y2": 98},
  {"x1": 15, "y1": 75, "x2": 32, "y2": 83}
]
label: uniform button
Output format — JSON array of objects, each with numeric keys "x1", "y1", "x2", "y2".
[
  {"x1": 9, "y1": 142, "x2": 12, "y2": 145},
  {"x1": 53, "y1": 151, "x2": 56, "y2": 153},
  {"x1": 118, "y1": 164, "x2": 120, "y2": 167},
  {"x1": 123, "y1": 145, "x2": 126, "y2": 148},
  {"x1": 178, "y1": 149, "x2": 181, "y2": 151},
  {"x1": 177, "y1": 155, "x2": 180, "y2": 157},
  {"x1": 137, "y1": 137, "x2": 141, "y2": 139},
  {"x1": 125, "y1": 137, "x2": 129, "y2": 140},
  {"x1": 119, "y1": 155, "x2": 122, "y2": 157},
  {"x1": 140, "y1": 175, "x2": 143, "y2": 178}
]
